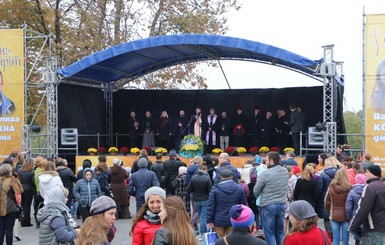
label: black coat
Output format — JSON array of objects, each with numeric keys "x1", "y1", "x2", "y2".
[
  {"x1": 56, "y1": 166, "x2": 77, "y2": 197},
  {"x1": 128, "y1": 117, "x2": 140, "y2": 139},
  {"x1": 215, "y1": 227, "x2": 266, "y2": 245},
  {"x1": 17, "y1": 169, "x2": 35, "y2": 191}
]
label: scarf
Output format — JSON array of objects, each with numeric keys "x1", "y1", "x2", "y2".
[{"x1": 144, "y1": 209, "x2": 161, "y2": 225}]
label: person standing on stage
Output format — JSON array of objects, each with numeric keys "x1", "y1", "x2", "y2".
[
  {"x1": 260, "y1": 111, "x2": 274, "y2": 148},
  {"x1": 288, "y1": 104, "x2": 303, "y2": 155},
  {"x1": 219, "y1": 111, "x2": 231, "y2": 151},
  {"x1": 142, "y1": 111, "x2": 155, "y2": 148},
  {"x1": 158, "y1": 111, "x2": 172, "y2": 149},
  {"x1": 204, "y1": 108, "x2": 219, "y2": 153},
  {"x1": 128, "y1": 111, "x2": 140, "y2": 148},
  {"x1": 251, "y1": 107, "x2": 263, "y2": 147},
  {"x1": 275, "y1": 108, "x2": 290, "y2": 151},
  {"x1": 192, "y1": 106, "x2": 203, "y2": 139},
  {"x1": 232, "y1": 107, "x2": 248, "y2": 147},
  {"x1": 173, "y1": 109, "x2": 189, "y2": 151}
]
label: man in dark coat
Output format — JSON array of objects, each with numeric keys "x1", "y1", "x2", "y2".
[
  {"x1": 131, "y1": 149, "x2": 152, "y2": 174},
  {"x1": 275, "y1": 108, "x2": 289, "y2": 151},
  {"x1": 213, "y1": 153, "x2": 239, "y2": 185},
  {"x1": 260, "y1": 111, "x2": 274, "y2": 148},
  {"x1": 218, "y1": 111, "x2": 231, "y2": 151},
  {"x1": 288, "y1": 104, "x2": 303, "y2": 155},
  {"x1": 173, "y1": 109, "x2": 189, "y2": 151},
  {"x1": 251, "y1": 107, "x2": 264, "y2": 147},
  {"x1": 55, "y1": 158, "x2": 77, "y2": 209},
  {"x1": 163, "y1": 149, "x2": 183, "y2": 195},
  {"x1": 232, "y1": 107, "x2": 248, "y2": 147},
  {"x1": 150, "y1": 153, "x2": 164, "y2": 187},
  {"x1": 128, "y1": 111, "x2": 140, "y2": 148}
]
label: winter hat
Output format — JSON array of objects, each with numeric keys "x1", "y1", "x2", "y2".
[
  {"x1": 169, "y1": 149, "x2": 177, "y2": 156},
  {"x1": 354, "y1": 173, "x2": 367, "y2": 184},
  {"x1": 220, "y1": 168, "x2": 233, "y2": 178},
  {"x1": 288, "y1": 200, "x2": 317, "y2": 221},
  {"x1": 229, "y1": 204, "x2": 254, "y2": 228},
  {"x1": 179, "y1": 166, "x2": 187, "y2": 175},
  {"x1": 292, "y1": 166, "x2": 301, "y2": 175},
  {"x1": 138, "y1": 158, "x2": 148, "y2": 168},
  {"x1": 255, "y1": 156, "x2": 262, "y2": 164},
  {"x1": 112, "y1": 158, "x2": 121, "y2": 165},
  {"x1": 90, "y1": 196, "x2": 117, "y2": 215},
  {"x1": 125, "y1": 167, "x2": 131, "y2": 174},
  {"x1": 367, "y1": 165, "x2": 382, "y2": 178},
  {"x1": 145, "y1": 186, "x2": 166, "y2": 203}
]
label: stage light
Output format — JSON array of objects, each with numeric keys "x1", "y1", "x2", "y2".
[{"x1": 31, "y1": 125, "x2": 41, "y2": 133}]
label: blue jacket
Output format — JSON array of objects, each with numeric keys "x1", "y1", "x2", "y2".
[
  {"x1": 73, "y1": 168, "x2": 102, "y2": 206},
  {"x1": 213, "y1": 162, "x2": 239, "y2": 184},
  {"x1": 281, "y1": 158, "x2": 298, "y2": 166},
  {"x1": 0, "y1": 92, "x2": 15, "y2": 116},
  {"x1": 345, "y1": 184, "x2": 365, "y2": 220},
  {"x1": 186, "y1": 164, "x2": 199, "y2": 184},
  {"x1": 127, "y1": 168, "x2": 159, "y2": 202},
  {"x1": 206, "y1": 179, "x2": 246, "y2": 227},
  {"x1": 317, "y1": 167, "x2": 338, "y2": 219}
]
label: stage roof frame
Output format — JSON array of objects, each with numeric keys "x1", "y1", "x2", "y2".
[{"x1": 57, "y1": 34, "x2": 324, "y2": 88}]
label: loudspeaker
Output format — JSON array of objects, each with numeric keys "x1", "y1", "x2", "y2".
[
  {"x1": 61, "y1": 128, "x2": 78, "y2": 145},
  {"x1": 308, "y1": 127, "x2": 324, "y2": 146}
]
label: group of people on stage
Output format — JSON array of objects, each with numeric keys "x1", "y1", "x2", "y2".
[{"x1": 128, "y1": 104, "x2": 306, "y2": 154}]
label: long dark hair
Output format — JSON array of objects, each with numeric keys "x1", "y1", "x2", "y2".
[{"x1": 130, "y1": 202, "x2": 148, "y2": 235}]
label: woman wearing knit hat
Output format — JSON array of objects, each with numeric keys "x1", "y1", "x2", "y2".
[
  {"x1": 131, "y1": 186, "x2": 166, "y2": 245},
  {"x1": 284, "y1": 200, "x2": 331, "y2": 244},
  {"x1": 214, "y1": 204, "x2": 266, "y2": 245},
  {"x1": 77, "y1": 196, "x2": 117, "y2": 245},
  {"x1": 153, "y1": 196, "x2": 196, "y2": 245}
]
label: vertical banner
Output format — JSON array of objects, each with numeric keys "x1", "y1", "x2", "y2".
[
  {"x1": 365, "y1": 14, "x2": 385, "y2": 170},
  {"x1": 0, "y1": 29, "x2": 24, "y2": 160}
]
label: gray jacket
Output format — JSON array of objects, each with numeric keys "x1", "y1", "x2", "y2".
[{"x1": 253, "y1": 164, "x2": 288, "y2": 207}]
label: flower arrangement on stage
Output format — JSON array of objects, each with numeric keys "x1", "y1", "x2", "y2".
[
  {"x1": 259, "y1": 146, "x2": 270, "y2": 154},
  {"x1": 155, "y1": 147, "x2": 168, "y2": 154},
  {"x1": 130, "y1": 147, "x2": 140, "y2": 154},
  {"x1": 225, "y1": 146, "x2": 236, "y2": 154},
  {"x1": 108, "y1": 147, "x2": 119, "y2": 153},
  {"x1": 212, "y1": 148, "x2": 223, "y2": 154},
  {"x1": 249, "y1": 147, "x2": 259, "y2": 155},
  {"x1": 97, "y1": 147, "x2": 106, "y2": 154},
  {"x1": 270, "y1": 146, "x2": 280, "y2": 152},
  {"x1": 143, "y1": 146, "x2": 152, "y2": 155},
  {"x1": 87, "y1": 148, "x2": 98, "y2": 154},
  {"x1": 179, "y1": 135, "x2": 203, "y2": 158},
  {"x1": 119, "y1": 146, "x2": 129, "y2": 154},
  {"x1": 237, "y1": 147, "x2": 247, "y2": 154},
  {"x1": 283, "y1": 147, "x2": 295, "y2": 153}
]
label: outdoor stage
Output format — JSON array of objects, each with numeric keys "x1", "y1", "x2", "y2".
[{"x1": 75, "y1": 155, "x2": 305, "y2": 171}]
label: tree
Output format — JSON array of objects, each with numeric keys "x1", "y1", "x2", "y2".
[{"x1": 343, "y1": 110, "x2": 363, "y2": 151}]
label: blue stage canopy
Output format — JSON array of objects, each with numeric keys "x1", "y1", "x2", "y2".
[{"x1": 57, "y1": 34, "x2": 322, "y2": 85}]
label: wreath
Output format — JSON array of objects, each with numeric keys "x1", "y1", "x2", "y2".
[{"x1": 179, "y1": 135, "x2": 204, "y2": 158}]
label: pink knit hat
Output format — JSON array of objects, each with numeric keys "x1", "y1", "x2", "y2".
[
  {"x1": 230, "y1": 204, "x2": 254, "y2": 228},
  {"x1": 354, "y1": 174, "x2": 367, "y2": 185}
]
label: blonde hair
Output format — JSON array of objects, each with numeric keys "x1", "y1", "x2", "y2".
[
  {"x1": 190, "y1": 156, "x2": 203, "y2": 165},
  {"x1": 34, "y1": 156, "x2": 46, "y2": 168},
  {"x1": 301, "y1": 165, "x2": 314, "y2": 181},
  {"x1": 324, "y1": 156, "x2": 341, "y2": 168},
  {"x1": 162, "y1": 196, "x2": 196, "y2": 245},
  {"x1": 12, "y1": 153, "x2": 25, "y2": 168},
  {"x1": 329, "y1": 169, "x2": 351, "y2": 192},
  {"x1": 77, "y1": 214, "x2": 110, "y2": 245},
  {"x1": 44, "y1": 161, "x2": 56, "y2": 172}
]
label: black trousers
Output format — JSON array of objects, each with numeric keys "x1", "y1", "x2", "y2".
[
  {"x1": 0, "y1": 212, "x2": 17, "y2": 245},
  {"x1": 21, "y1": 190, "x2": 34, "y2": 226},
  {"x1": 78, "y1": 205, "x2": 91, "y2": 223}
]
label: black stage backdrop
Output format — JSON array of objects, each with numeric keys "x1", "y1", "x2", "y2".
[{"x1": 58, "y1": 84, "x2": 346, "y2": 153}]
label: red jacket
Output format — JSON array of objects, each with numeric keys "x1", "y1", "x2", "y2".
[
  {"x1": 132, "y1": 219, "x2": 162, "y2": 245},
  {"x1": 284, "y1": 225, "x2": 331, "y2": 245}
]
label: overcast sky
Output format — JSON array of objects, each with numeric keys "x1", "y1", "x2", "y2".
[{"x1": 203, "y1": 0, "x2": 385, "y2": 112}]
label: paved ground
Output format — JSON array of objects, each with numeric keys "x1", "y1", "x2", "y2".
[{"x1": 12, "y1": 196, "x2": 354, "y2": 244}]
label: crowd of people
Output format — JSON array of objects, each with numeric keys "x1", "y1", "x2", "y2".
[
  {"x1": 0, "y1": 148, "x2": 384, "y2": 245},
  {"x1": 126, "y1": 104, "x2": 306, "y2": 154}
]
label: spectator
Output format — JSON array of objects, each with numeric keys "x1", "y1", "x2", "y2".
[
  {"x1": 325, "y1": 169, "x2": 351, "y2": 245},
  {"x1": 360, "y1": 153, "x2": 374, "y2": 171},
  {"x1": 215, "y1": 204, "x2": 266, "y2": 245},
  {"x1": 336, "y1": 146, "x2": 348, "y2": 162},
  {"x1": 345, "y1": 174, "x2": 366, "y2": 245},
  {"x1": 94, "y1": 162, "x2": 110, "y2": 196},
  {"x1": 281, "y1": 152, "x2": 298, "y2": 166},
  {"x1": 77, "y1": 196, "x2": 117, "y2": 245},
  {"x1": 76, "y1": 159, "x2": 92, "y2": 180},
  {"x1": 163, "y1": 149, "x2": 183, "y2": 195},
  {"x1": 253, "y1": 151, "x2": 289, "y2": 245},
  {"x1": 284, "y1": 165, "x2": 300, "y2": 235},
  {"x1": 293, "y1": 165, "x2": 319, "y2": 209},
  {"x1": 37, "y1": 186, "x2": 79, "y2": 245},
  {"x1": 153, "y1": 196, "x2": 196, "y2": 244},
  {"x1": 55, "y1": 158, "x2": 77, "y2": 209},
  {"x1": 127, "y1": 158, "x2": 159, "y2": 212},
  {"x1": 283, "y1": 200, "x2": 331, "y2": 245},
  {"x1": 73, "y1": 168, "x2": 102, "y2": 222},
  {"x1": 240, "y1": 160, "x2": 253, "y2": 184},
  {"x1": 186, "y1": 164, "x2": 212, "y2": 241},
  {"x1": 213, "y1": 153, "x2": 239, "y2": 184},
  {"x1": 38, "y1": 161, "x2": 64, "y2": 201},
  {"x1": 175, "y1": 166, "x2": 189, "y2": 214},
  {"x1": 0, "y1": 164, "x2": 23, "y2": 245},
  {"x1": 110, "y1": 158, "x2": 130, "y2": 219},
  {"x1": 33, "y1": 156, "x2": 46, "y2": 228},
  {"x1": 207, "y1": 168, "x2": 247, "y2": 237},
  {"x1": 17, "y1": 158, "x2": 35, "y2": 227},
  {"x1": 349, "y1": 165, "x2": 385, "y2": 244},
  {"x1": 315, "y1": 153, "x2": 328, "y2": 174},
  {"x1": 131, "y1": 187, "x2": 166, "y2": 245},
  {"x1": 132, "y1": 149, "x2": 153, "y2": 174},
  {"x1": 186, "y1": 156, "x2": 202, "y2": 185},
  {"x1": 150, "y1": 153, "x2": 164, "y2": 186},
  {"x1": 12, "y1": 153, "x2": 24, "y2": 171}
]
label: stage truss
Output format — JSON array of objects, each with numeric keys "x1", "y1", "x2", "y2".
[{"x1": 24, "y1": 32, "x2": 343, "y2": 158}]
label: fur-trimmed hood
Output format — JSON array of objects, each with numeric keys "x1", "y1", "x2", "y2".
[{"x1": 0, "y1": 176, "x2": 23, "y2": 216}]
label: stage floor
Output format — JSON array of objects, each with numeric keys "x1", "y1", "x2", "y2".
[{"x1": 75, "y1": 154, "x2": 305, "y2": 171}]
